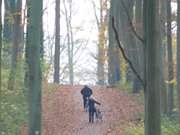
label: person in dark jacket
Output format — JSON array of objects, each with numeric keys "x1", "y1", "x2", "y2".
[
  {"x1": 80, "y1": 85, "x2": 93, "y2": 109},
  {"x1": 88, "y1": 96, "x2": 101, "y2": 123}
]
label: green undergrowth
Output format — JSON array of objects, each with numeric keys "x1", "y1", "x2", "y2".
[
  {"x1": 115, "y1": 81, "x2": 133, "y2": 92},
  {"x1": 125, "y1": 114, "x2": 180, "y2": 135},
  {"x1": 1, "y1": 69, "x2": 28, "y2": 135}
]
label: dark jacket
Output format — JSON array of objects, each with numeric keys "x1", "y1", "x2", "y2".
[
  {"x1": 88, "y1": 98, "x2": 101, "y2": 111},
  {"x1": 81, "y1": 86, "x2": 93, "y2": 97}
]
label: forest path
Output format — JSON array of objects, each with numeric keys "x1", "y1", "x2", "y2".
[{"x1": 41, "y1": 85, "x2": 142, "y2": 135}]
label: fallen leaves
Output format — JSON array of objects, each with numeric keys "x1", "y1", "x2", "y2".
[{"x1": 21, "y1": 85, "x2": 143, "y2": 135}]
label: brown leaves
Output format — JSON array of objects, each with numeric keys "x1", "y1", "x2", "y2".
[{"x1": 21, "y1": 85, "x2": 143, "y2": 135}]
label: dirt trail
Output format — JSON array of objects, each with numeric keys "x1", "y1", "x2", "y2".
[{"x1": 41, "y1": 85, "x2": 142, "y2": 135}]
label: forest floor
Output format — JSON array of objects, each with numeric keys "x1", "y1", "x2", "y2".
[
  {"x1": 21, "y1": 85, "x2": 143, "y2": 135},
  {"x1": 43, "y1": 85, "x2": 143, "y2": 135}
]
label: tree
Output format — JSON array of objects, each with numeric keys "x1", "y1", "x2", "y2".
[
  {"x1": 143, "y1": 0, "x2": 161, "y2": 135},
  {"x1": 54, "y1": 0, "x2": 60, "y2": 83},
  {"x1": 166, "y1": 0, "x2": 174, "y2": 116},
  {"x1": 0, "y1": 0, "x2": 2, "y2": 127},
  {"x1": 26, "y1": 0, "x2": 43, "y2": 134},
  {"x1": 177, "y1": 0, "x2": 180, "y2": 124},
  {"x1": 108, "y1": 0, "x2": 121, "y2": 85},
  {"x1": 119, "y1": 0, "x2": 135, "y2": 83},
  {"x1": 3, "y1": 0, "x2": 13, "y2": 41},
  {"x1": 133, "y1": 0, "x2": 144, "y2": 92},
  {"x1": 8, "y1": 0, "x2": 23, "y2": 90},
  {"x1": 91, "y1": 0, "x2": 108, "y2": 85},
  {"x1": 63, "y1": 0, "x2": 74, "y2": 84},
  {"x1": 160, "y1": 0, "x2": 167, "y2": 114},
  {"x1": 0, "y1": 0, "x2": 2, "y2": 91},
  {"x1": 111, "y1": 0, "x2": 160, "y2": 134}
]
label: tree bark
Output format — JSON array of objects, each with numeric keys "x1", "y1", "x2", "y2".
[
  {"x1": 8, "y1": 0, "x2": 23, "y2": 90},
  {"x1": 166, "y1": 0, "x2": 174, "y2": 116},
  {"x1": 3, "y1": 0, "x2": 13, "y2": 41},
  {"x1": 133, "y1": 0, "x2": 144, "y2": 93},
  {"x1": 143, "y1": 0, "x2": 161, "y2": 135},
  {"x1": 96, "y1": 0, "x2": 108, "y2": 85},
  {"x1": 54, "y1": 0, "x2": 60, "y2": 83},
  {"x1": 63, "y1": 0, "x2": 74, "y2": 84},
  {"x1": 0, "y1": 0, "x2": 2, "y2": 126},
  {"x1": 160, "y1": 0, "x2": 167, "y2": 114},
  {"x1": 26, "y1": 0, "x2": 42, "y2": 134},
  {"x1": 108, "y1": 0, "x2": 121, "y2": 85},
  {"x1": 119, "y1": 0, "x2": 135, "y2": 83},
  {"x1": 177, "y1": 0, "x2": 180, "y2": 125}
]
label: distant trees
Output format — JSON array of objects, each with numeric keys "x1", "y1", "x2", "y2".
[
  {"x1": 109, "y1": 0, "x2": 161, "y2": 134},
  {"x1": 108, "y1": 0, "x2": 144, "y2": 91}
]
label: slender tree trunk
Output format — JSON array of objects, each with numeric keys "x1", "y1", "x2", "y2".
[
  {"x1": 177, "y1": 0, "x2": 180, "y2": 124},
  {"x1": 108, "y1": 0, "x2": 121, "y2": 85},
  {"x1": 143, "y1": 0, "x2": 161, "y2": 135},
  {"x1": 24, "y1": 0, "x2": 30, "y2": 97},
  {"x1": 0, "y1": 0, "x2": 2, "y2": 127},
  {"x1": 133, "y1": 0, "x2": 143, "y2": 93},
  {"x1": 3, "y1": 0, "x2": 13, "y2": 41},
  {"x1": 160, "y1": 0, "x2": 167, "y2": 114},
  {"x1": 63, "y1": 0, "x2": 74, "y2": 84},
  {"x1": 8, "y1": 0, "x2": 23, "y2": 90},
  {"x1": 0, "y1": 0, "x2": 1, "y2": 86},
  {"x1": 69, "y1": 18, "x2": 74, "y2": 85},
  {"x1": 119, "y1": 0, "x2": 135, "y2": 83},
  {"x1": 97, "y1": 0, "x2": 108, "y2": 85},
  {"x1": 166, "y1": 0, "x2": 174, "y2": 116},
  {"x1": 40, "y1": 16, "x2": 44, "y2": 60},
  {"x1": 54, "y1": 0, "x2": 60, "y2": 83},
  {"x1": 26, "y1": 0, "x2": 42, "y2": 134}
]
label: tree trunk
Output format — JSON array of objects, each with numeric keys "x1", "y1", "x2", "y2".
[
  {"x1": 24, "y1": 0, "x2": 30, "y2": 97},
  {"x1": 97, "y1": 0, "x2": 108, "y2": 85},
  {"x1": 166, "y1": 0, "x2": 174, "y2": 116},
  {"x1": 63, "y1": 0, "x2": 74, "y2": 85},
  {"x1": 133, "y1": 0, "x2": 144, "y2": 93},
  {"x1": 69, "y1": 17, "x2": 74, "y2": 85},
  {"x1": 8, "y1": 0, "x2": 23, "y2": 90},
  {"x1": 54, "y1": 0, "x2": 60, "y2": 83},
  {"x1": 177, "y1": 0, "x2": 180, "y2": 124},
  {"x1": 160, "y1": 0, "x2": 167, "y2": 114},
  {"x1": 119, "y1": 0, "x2": 135, "y2": 83},
  {"x1": 26, "y1": 0, "x2": 42, "y2": 134},
  {"x1": 3, "y1": 0, "x2": 13, "y2": 41},
  {"x1": 143, "y1": 0, "x2": 161, "y2": 135},
  {"x1": 0, "y1": 0, "x2": 2, "y2": 124},
  {"x1": 108, "y1": 0, "x2": 121, "y2": 86}
]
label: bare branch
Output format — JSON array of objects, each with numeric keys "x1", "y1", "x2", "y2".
[
  {"x1": 91, "y1": 0, "x2": 100, "y2": 30},
  {"x1": 120, "y1": 0, "x2": 144, "y2": 44},
  {"x1": 112, "y1": 17, "x2": 145, "y2": 88}
]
